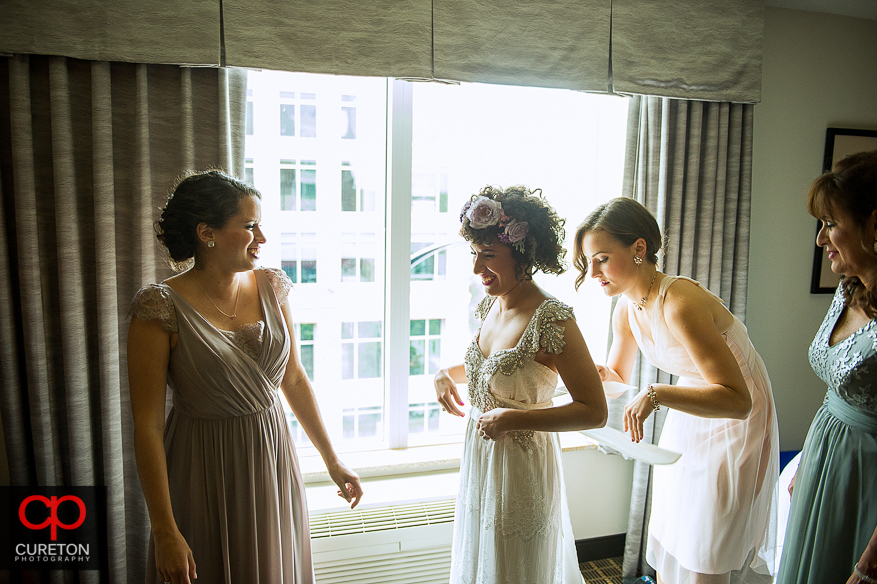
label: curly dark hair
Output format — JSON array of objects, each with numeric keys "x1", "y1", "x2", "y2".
[
  {"x1": 459, "y1": 185, "x2": 566, "y2": 277},
  {"x1": 154, "y1": 169, "x2": 260, "y2": 270},
  {"x1": 808, "y1": 149, "x2": 877, "y2": 317}
]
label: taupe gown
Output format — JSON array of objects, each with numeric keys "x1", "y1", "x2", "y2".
[{"x1": 131, "y1": 268, "x2": 312, "y2": 584}]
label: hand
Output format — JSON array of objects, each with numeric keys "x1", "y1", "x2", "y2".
[
  {"x1": 435, "y1": 369, "x2": 465, "y2": 417},
  {"x1": 153, "y1": 529, "x2": 197, "y2": 583},
  {"x1": 623, "y1": 388, "x2": 656, "y2": 443},
  {"x1": 788, "y1": 470, "x2": 796, "y2": 497},
  {"x1": 476, "y1": 408, "x2": 512, "y2": 441},
  {"x1": 327, "y1": 460, "x2": 363, "y2": 509},
  {"x1": 595, "y1": 365, "x2": 610, "y2": 381}
]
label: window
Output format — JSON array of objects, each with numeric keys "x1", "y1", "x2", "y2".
[
  {"x1": 297, "y1": 323, "x2": 316, "y2": 381},
  {"x1": 280, "y1": 232, "x2": 317, "y2": 284},
  {"x1": 341, "y1": 94, "x2": 356, "y2": 140},
  {"x1": 341, "y1": 233, "x2": 376, "y2": 283},
  {"x1": 341, "y1": 164, "x2": 375, "y2": 212},
  {"x1": 342, "y1": 321, "x2": 382, "y2": 379},
  {"x1": 409, "y1": 319, "x2": 442, "y2": 376},
  {"x1": 245, "y1": 70, "x2": 627, "y2": 454}
]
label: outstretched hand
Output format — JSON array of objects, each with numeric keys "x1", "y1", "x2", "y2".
[
  {"x1": 328, "y1": 460, "x2": 364, "y2": 509},
  {"x1": 623, "y1": 388, "x2": 655, "y2": 443},
  {"x1": 435, "y1": 369, "x2": 466, "y2": 417}
]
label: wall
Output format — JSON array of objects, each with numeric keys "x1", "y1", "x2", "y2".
[{"x1": 749, "y1": 7, "x2": 877, "y2": 450}]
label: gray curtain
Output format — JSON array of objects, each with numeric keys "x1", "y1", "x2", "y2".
[
  {"x1": 0, "y1": 54, "x2": 246, "y2": 583},
  {"x1": 616, "y1": 95, "x2": 754, "y2": 583}
]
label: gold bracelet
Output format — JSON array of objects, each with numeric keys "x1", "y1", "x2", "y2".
[
  {"x1": 647, "y1": 383, "x2": 661, "y2": 411},
  {"x1": 856, "y1": 563, "x2": 877, "y2": 584}
]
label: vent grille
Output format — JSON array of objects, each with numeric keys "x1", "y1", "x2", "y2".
[
  {"x1": 315, "y1": 548, "x2": 452, "y2": 584},
  {"x1": 310, "y1": 499, "x2": 456, "y2": 539}
]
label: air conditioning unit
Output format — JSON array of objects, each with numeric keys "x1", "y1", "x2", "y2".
[{"x1": 310, "y1": 499, "x2": 455, "y2": 584}]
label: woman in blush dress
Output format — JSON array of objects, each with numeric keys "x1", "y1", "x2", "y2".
[
  {"x1": 573, "y1": 197, "x2": 779, "y2": 584},
  {"x1": 128, "y1": 170, "x2": 362, "y2": 584},
  {"x1": 434, "y1": 185, "x2": 608, "y2": 584},
  {"x1": 777, "y1": 151, "x2": 877, "y2": 584}
]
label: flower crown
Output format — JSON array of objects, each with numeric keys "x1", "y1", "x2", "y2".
[{"x1": 460, "y1": 195, "x2": 530, "y2": 253}]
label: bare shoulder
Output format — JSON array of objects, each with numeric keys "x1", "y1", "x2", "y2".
[{"x1": 663, "y1": 277, "x2": 731, "y2": 330}]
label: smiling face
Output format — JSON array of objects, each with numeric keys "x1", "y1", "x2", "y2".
[
  {"x1": 815, "y1": 209, "x2": 877, "y2": 283},
  {"x1": 471, "y1": 239, "x2": 521, "y2": 296},
  {"x1": 579, "y1": 229, "x2": 641, "y2": 296},
  {"x1": 210, "y1": 195, "x2": 266, "y2": 272}
]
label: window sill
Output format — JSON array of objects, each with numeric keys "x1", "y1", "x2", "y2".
[{"x1": 299, "y1": 430, "x2": 599, "y2": 483}]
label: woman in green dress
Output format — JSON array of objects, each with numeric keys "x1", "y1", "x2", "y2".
[{"x1": 777, "y1": 150, "x2": 877, "y2": 584}]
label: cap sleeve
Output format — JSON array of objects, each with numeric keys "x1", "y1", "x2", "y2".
[
  {"x1": 474, "y1": 296, "x2": 496, "y2": 322},
  {"x1": 529, "y1": 299, "x2": 575, "y2": 355},
  {"x1": 129, "y1": 284, "x2": 178, "y2": 333},
  {"x1": 262, "y1": 267, "x2": 294, "y2": 305}
]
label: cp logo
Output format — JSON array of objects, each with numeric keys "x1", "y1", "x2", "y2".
[{"x1": 19, "y1": 495, "x2": 86, "y2": 541}]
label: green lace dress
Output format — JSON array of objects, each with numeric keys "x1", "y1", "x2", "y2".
[{"x1": 777, "y1": 286, "x2": 877, "y2": 583}]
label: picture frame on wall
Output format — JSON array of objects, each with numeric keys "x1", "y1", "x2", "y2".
[{"x1": 810, "y1": 127, "x2": 877, "y2": 294}]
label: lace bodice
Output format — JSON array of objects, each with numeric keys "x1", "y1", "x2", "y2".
[
  {"x1": 809, "y1": 286, "x2": 877, "y2": 414},
  {"x1": 464, "y1": 296, "x2": 573, "y2": 449},
  {"x1": 130, "y1": 267, "x2": 293, "y2": 361}
]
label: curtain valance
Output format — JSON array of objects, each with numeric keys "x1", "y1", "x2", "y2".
[{"x1": 0, "y1": 0, "x2": 764, "y2": 102}]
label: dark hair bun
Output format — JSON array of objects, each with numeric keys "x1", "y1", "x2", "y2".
[{"x1": 154, "y1": 169, "x2": 260, "y2": 265}]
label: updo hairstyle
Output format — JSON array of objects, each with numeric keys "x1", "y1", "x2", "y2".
[
  {"x1": 573, "y1": 197, "x2": 664, "y2": 290},
  {"x1": 807, "y1": 150, "x2": 877, "y2": 316},
  {"x1": 155, "y1": 169, "x2": 260, "y2": 269},
  {"x1": 459, "y1": 185, "x2": 567, "y2": 278}
]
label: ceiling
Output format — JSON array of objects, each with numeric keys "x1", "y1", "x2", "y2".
[{"x1": 765, "y1": 0, "x2": 877, "y2": 20}]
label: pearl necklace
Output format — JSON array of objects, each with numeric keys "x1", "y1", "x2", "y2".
[
  {"x1": 634, "y1": 271, "x2": 658, "y2": 311},
  {"x1": 196, "y1": 277, "x2": 240, "y2": 319}
]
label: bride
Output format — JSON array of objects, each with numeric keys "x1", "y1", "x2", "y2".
[{"x1": 434, "y1": 185, "x2": 608, "y2": 584}]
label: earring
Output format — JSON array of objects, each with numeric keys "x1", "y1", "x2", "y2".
[
  {"x1": 873, "y1": 241, "x2": 877, "y2": 254},
  {"x1": 207, "y1": 241, "x2": 215, "y2": 248},
  {"x1": 633, "y1": 255, "x2": 643, "y2": 266}
]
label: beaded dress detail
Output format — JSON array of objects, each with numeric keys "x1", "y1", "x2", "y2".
[{"x1": 451, "y1": 296, "x2": 584, "y2": 584}]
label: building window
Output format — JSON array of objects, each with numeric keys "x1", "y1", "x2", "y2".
[
  {"x1": 281, "y1": 232, "x2": 317, "y2": 284},
  {"x1": 301, "y1": 93, "x2": 317, "y2": 137},
  {"x1": 296, "y1": 323, "x2": 316, "y2": 381},
  {"x1": 341, "y1": 321, "x2": 382, "y2": 380},
  {"x1": 280, "y1": 166, "x2": 296, "y2": 210},
  {"x1": 411, "y1": 237, "x2": 449, "y2": 281},
  {"x1": 244, "y1": 69, "x2": 627, "y2": 454},
  {"x1": 301, "y1": 162, "x2": 316, "y2": 211},
  {"x1": 341, "y1": 94, "x2": 356, "y2": 140},
  {"x1": 341, "y1": 233, "x2": 376, "y2": 283},
  {"x1": 412, "y1": 171, "x2": 449, "y2": 213},
  {"x1": 343, "y1": 406, "x2": 383, "y2": 440},
  {"x1": 409, "y1": 319, "x2": 442, "y2": 376},
  {"x1": 341, "y1": 163, "x2": 375, "y2": 212},
  {"x1": 280, "y1": 103, "x2": 295, "y2": 136}
]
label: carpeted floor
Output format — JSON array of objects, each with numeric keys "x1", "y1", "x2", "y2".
[{"x1": 580, "y1": 557, "x2": 623, "y2": 584}]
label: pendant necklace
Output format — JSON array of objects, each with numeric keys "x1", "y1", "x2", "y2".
[
  {"x1": 196, "y1": 276, "x2": 240, "y2": 319},
  {"x1": 634, "y1": 271, "x2": 658, "y2": 311}
]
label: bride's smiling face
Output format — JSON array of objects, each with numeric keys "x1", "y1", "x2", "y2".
[{"x1": 471, "y1": 240, "x2": 520, "y2": 296}]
